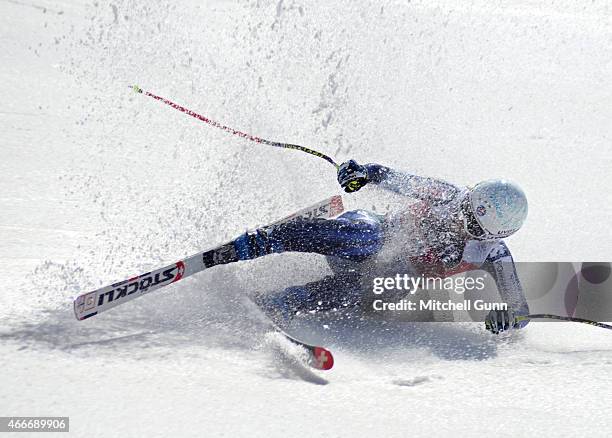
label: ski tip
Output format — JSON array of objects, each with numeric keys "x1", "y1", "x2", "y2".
[
  {"x1": 311, "y1": 346, "x2": 334, "y2": 371},
  {"x1": 130, "y1": 84, "x2": 143, "y2": 94}
]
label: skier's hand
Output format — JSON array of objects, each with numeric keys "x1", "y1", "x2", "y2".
[
  {"x1": 485, "y1": 308, "x2": 519, "y2": 334},
  {"x1": 337, "y1": 159, "x2": 369, "y2": 193}
]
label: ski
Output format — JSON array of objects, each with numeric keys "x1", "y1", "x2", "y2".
[
  {"x1": 73, "y1": 195, "x2": 344, "y2": 321},
  {"x1": 274, "y1": 326, "x2": 334, "y2": 371},
  {"x1": 247, "y1": 296, "x2": 335, "y2": 371}
]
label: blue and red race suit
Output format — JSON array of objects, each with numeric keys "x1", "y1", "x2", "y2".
[{"x1": 233, "y1": 164, "x2": 529, "y2": 323}]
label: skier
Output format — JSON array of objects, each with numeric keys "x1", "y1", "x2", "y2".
[{"x1": 231, "y1": 160, "x2": 529, "y2": 334}]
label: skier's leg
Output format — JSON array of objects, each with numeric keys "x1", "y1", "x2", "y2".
[
  {"x1": 256, "y1": 272, "x2": 363, "y2": 320},
  {"x1": 233, "y1": 210, "x2": 384, "y2": 262}
]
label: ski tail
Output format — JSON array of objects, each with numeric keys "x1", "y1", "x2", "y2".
[
  {"x1": 252, "y1": 300, "x2": 335, "y2": 371},
  {"x1": 73, "y1": 195, "x2": 344, "y2": 321},
  {"x1": 287, "y1": 336, "x2": 334, "y2": 371},
  {"x1": 268, "y1": 320, "x2": 334, "y2": 370}
]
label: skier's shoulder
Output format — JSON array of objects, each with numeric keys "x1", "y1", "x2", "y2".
[
  {"x1": 370, "y1": 163, "x2": 465, "y2": 204},
  {"x1": 408, "y1": 173, "x2": 464, "y2": 204}
]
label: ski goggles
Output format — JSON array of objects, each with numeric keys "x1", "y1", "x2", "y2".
[{"x1": 460, "y1": 196, "x2": 488, "y2": 239}]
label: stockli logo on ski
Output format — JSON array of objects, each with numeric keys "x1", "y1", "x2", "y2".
[{"x1": 74, "y1": 260, "x2": 188, "y2": 320}]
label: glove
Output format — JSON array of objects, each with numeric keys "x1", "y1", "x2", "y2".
[
  {"x1": 485, "y1": 308, "x2": 519, "y2": 334},
  {"x1": 337, "y1": 159, "x2": 369, "y2": 193}
]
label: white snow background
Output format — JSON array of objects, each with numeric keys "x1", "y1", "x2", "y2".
[{"x1": 1, "y1": 0, "x2": 611, "y2": 437}]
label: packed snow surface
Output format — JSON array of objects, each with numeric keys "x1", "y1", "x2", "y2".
[{"x1": 1, "y1": 1, "x2": 611, "y2": 436}]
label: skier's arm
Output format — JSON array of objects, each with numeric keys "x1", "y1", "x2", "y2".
[
  {"x1": 337, "y1": 160, "x2": 460, "y2": 205},
  {"x1": 480, "y1": 241, "x2": 530, "y2": 329},
  {"x1": 366, "y1": 163, "x2": 461, "y2": 204}
]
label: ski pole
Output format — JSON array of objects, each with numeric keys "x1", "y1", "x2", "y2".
[
  {"x1": 516, "y1": 314, "x2": 612, "y2": 331},
  {"x1": 130, "y1": 85, "x2": 339, "y2": 169}
]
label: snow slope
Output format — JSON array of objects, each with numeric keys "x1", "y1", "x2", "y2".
[{"x1": 1, "y1": 0, "x2": 611, "y2": 436}]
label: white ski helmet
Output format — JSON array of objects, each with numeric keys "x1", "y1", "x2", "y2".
[{"x1": 463, "y1": 179, "x2": 528, "y2": 239}]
